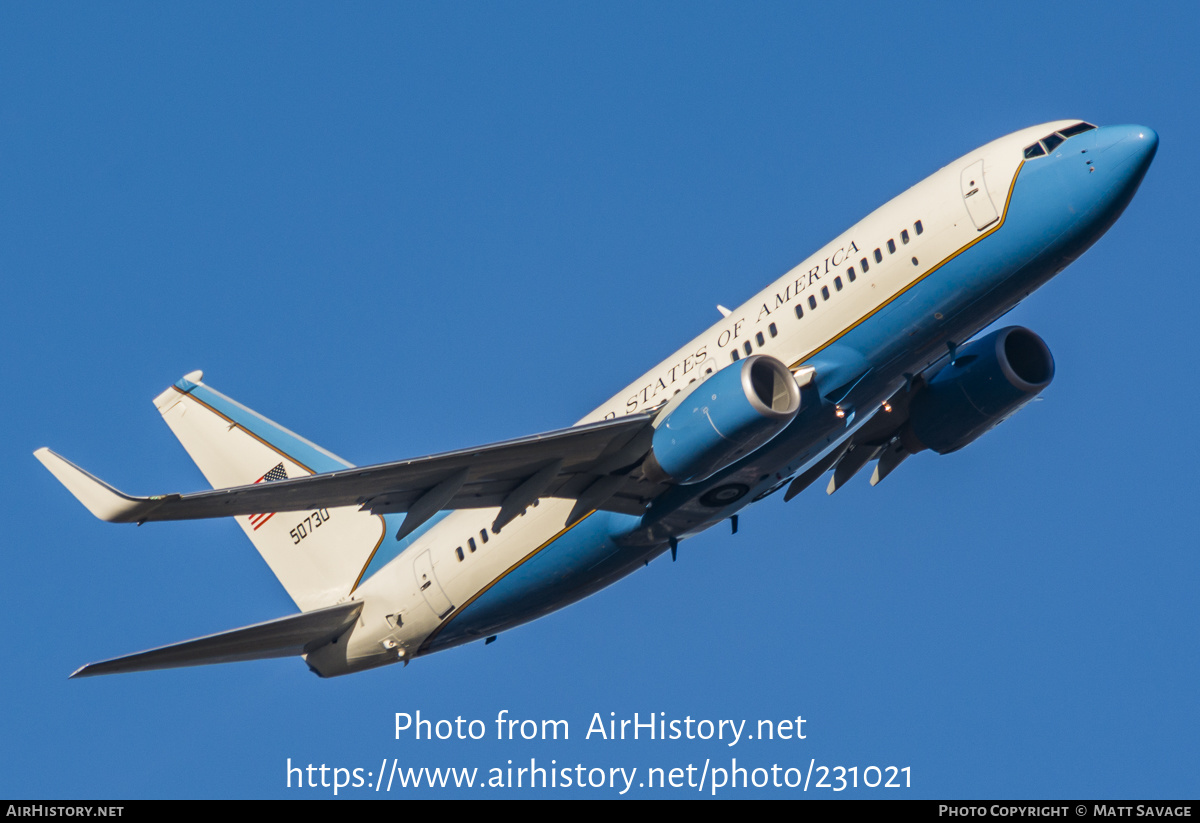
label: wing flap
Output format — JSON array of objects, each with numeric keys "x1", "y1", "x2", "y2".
[{"x1": 70, "y1": 601, "x2": 363, "y2": 678}]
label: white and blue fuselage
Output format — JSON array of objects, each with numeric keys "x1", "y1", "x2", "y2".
[
  {"x1": 37, "y1": 121, "x2": 1157, "y2": 678},
  {"x1": 308, "y1": 121, "x2": 1156, "y2": 674}
]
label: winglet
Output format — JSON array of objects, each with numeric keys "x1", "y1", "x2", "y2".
[{"x1": 33, "y1": 448, "x2": 159, "y2": 523}]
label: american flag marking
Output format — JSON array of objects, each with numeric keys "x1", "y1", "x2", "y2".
[{"x1": 248, "y1": 463, "x2": 288, "y2": 530}]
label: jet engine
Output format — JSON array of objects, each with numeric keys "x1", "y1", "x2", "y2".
[
  {"x1": 901, "y1": 326, "x2": 1055, "y2": 455},
  {"x1": 643, "y1": 355, "x2": 802, "y2": 484}
]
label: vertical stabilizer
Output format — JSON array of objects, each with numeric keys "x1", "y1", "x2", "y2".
[{"x1": 153, "y1": 372, "x2": 386, "y2": 611}]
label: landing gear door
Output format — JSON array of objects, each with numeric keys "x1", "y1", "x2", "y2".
[
  {"x1": 413, "y1": 549, "x2": 455, "y2": 619},
  {"x1": 960, "y1": 160, "x2": 999, "y2": 230}
]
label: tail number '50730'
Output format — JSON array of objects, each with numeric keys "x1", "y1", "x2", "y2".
[{"x1": 290, "y1": 509, "x2": 331, "y2": 544}]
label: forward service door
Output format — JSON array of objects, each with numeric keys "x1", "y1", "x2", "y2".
[
  {"x1": 960, "y1": 159, "x2": 999, "y2": 230},
  {"x1": 413, "y1": 549, "x2": 455, "y2": 619}
]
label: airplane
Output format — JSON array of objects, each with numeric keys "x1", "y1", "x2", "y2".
[{"x1": 35, "y1": 120, "x2": 1157, "y2": 678}]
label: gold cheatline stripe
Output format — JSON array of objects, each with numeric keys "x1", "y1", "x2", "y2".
[
  {"x1": 788, "y1": 160, "x2": 1025, "y2": 371},
  {"x1": 171, "y1": 385, "x2": 387, "y2": 597},
  {"x1": 171, "y1": 386, "x2": 322, "y2": 475},
  {"x1": 417, "y1": 510, "x2": 598, "y2": 654},
  {"x1": 350, "y1": 530, "x2": 389, "y2": 593},
  {"x1": 190, "y1": 163, "x2": 1026, "y2": 630}
]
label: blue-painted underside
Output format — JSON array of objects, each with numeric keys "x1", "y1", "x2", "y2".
[
  {"x1": 426, "y1": 510, "x2": 644, "y2": 651},
  {"x1": 830, "y1": 126, "x2": 1144, "y2": 379},
  {"x1": 416, "y1": 126, "x2": 1157, "y2": 642}
]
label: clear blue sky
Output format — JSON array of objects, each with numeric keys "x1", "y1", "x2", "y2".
[{"x1": 3, "y1": 3, "x2": 1196, "y2": 799}]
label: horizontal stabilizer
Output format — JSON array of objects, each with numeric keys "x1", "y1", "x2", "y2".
[{"x1": 70, "y1": 601, "x2": 363, "y2": 678}]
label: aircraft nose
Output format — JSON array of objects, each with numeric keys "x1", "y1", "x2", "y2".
[
  {"x1": 1131, "y1": 125, "x2": 1159, "y2": 172},
  {"x1": 1095, "y1": 124, "x2": 1159, "y2": 181}
]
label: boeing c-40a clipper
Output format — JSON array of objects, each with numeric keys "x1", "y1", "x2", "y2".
[{"x1": 37, "y1": 121, "x2": 1157, "y2": 678}]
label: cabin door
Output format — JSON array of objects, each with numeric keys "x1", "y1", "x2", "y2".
[
  {"x1": 413, "y1": 549, "x2": 455, "y2": 619},
  {"x1": 960, "y1": 160, "x2": 999, "y2": 230}
]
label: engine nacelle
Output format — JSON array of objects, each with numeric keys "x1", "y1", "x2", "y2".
[
  {"x1": 902, "y1": 326, "x2": 1054, "y2": 455},
  {"x1": 644, "y1": 355, "x2": 802, "y2": 484}
]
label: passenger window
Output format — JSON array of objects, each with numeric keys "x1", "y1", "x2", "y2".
[
  {"x1": 874, "y1": 248, "x2": 883, "y2": 264},
  {"x1": 755, "y1": 331, "x2": 765, "y2": 346},
  {"x1": 847, "y1": 266, "x2": 856, "y2": 282},
  {"x1": 808, "y1": 295, "x2": 817, "y2": 310},
  {"x1": 834, "y1": 276, "x2": 843, "y2": 291},
  {"x1": 861, "y1": 257, "x2": 869, "y2": 272},
  {"x1": 730, "y1": 350, "x2": 740, "y2": 362},
  {"x1": 768, "y1": 322, "x2": 777, "y2": 337},
  {"x1": 901, "y1": 229, "x2": 909, "y2": 244},
  {"x1": 468, "y1": 537, "x2": 476, "y2": 553},
  {"x1": 821, "y1": 286, "x2": 830, "y2": 300},
  {"x1": 743, "y1": 341, "x2": 753, "y2": 355},
  {"x1": 914, "y1": 220, "x2": 923, "y2": 235},
  {"x1": 794, "y1": 304, "x2": 804, "y2": 319},
  {"x1": 887, "y1": 239, "x2": 896, "y2": 254},
  {"x1": 480, "y1": 529, "x2": 489, "y2": 544},
  {"x1": 456, "y1": 547, "x2": 464, "y2": 561}
]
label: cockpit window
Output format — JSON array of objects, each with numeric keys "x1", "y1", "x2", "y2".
[
  {"x1": 1022, "y1": 123, "x2": 1097, "y2": 160},
  {"x1": 1058, "y1": 122, "x2": 1096, "y2": 137}
]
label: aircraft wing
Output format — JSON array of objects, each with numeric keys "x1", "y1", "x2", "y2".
[
  {"x1": 782, "y1": 367, "x2": 932, "y2": 500},
  {"x1": 35, "y1": 412, "x2": 663, "y2": 535}
]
